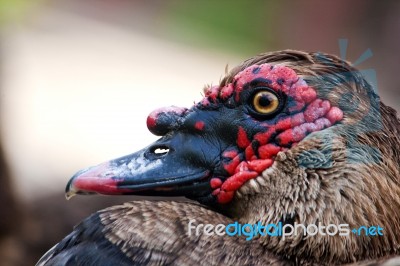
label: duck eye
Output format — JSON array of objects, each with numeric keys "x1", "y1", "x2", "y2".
[{"x1": 252, "y1": 90, "x2": 280, "y2": 115}]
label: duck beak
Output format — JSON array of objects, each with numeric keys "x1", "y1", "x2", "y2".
[{"x1": 66, "y1": 138, "x2": 213, "y2": 199}]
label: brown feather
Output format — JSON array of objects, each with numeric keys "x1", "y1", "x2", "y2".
[
  {"x1": 223, "y1": 50, "x2": 400, "y2": 264},
  {"x1": 99, "y1": 201, "x2": 290, "y2": 265}
]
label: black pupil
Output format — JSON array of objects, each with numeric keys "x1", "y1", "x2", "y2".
[{"x1": 259, "y1": 94, "x2": 272, "y2": 107}]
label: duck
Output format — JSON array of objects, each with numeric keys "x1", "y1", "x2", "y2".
[{"x1": 37, "y1": 50, "x2": 400, "y2": 265}]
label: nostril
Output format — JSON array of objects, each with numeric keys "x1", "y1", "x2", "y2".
[
  {"x1": 150, "y1": 145, "x2": 170, "y2": 157},
  {"x1": 154, "y1": 147, "x2": 169, "y2": 155}
]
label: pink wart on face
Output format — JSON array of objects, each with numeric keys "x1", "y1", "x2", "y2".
[{"x1": 200, "y1": 64, "x2": 344, "y2": 204}]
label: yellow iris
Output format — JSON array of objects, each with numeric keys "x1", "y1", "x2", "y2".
[{"x1": 252, "y1": 91, "x2": 280, "y2": 114}]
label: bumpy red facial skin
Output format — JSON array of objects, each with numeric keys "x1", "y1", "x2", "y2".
[{"x1": 202, "y1": 64, "x2": 344, "y2": 204}]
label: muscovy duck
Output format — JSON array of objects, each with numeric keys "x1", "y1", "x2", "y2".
[{"x1": 37, "y1": 50, "x2": 400, "y2": 265}]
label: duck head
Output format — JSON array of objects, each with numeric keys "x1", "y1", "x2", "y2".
[
  {"x1": 66, "y1": 50, "x2": 400, "y2": 263},
  {"x1": 66, "y1": 53, "x2": 343, "y2": 205}
]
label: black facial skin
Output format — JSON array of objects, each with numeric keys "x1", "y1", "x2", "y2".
[{"x1": 67, "y1": 85, "x2": 290, "y2": 209}]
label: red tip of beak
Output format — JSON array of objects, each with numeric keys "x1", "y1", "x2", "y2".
[{"x1": 66, "y1": 162, "x2": 129, "y2": 198}]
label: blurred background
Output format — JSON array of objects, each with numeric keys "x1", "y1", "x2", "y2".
[{"x1": 0, "y1": 0, "x2": 399, "y2": 265}]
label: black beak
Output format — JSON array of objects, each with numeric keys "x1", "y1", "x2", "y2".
[
  {"x1": 66, "y1": 105, "x2": 231, "y2": 202},
  {"x1": 66, "y1": 135, "x2": 213, "y2": 199}
]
